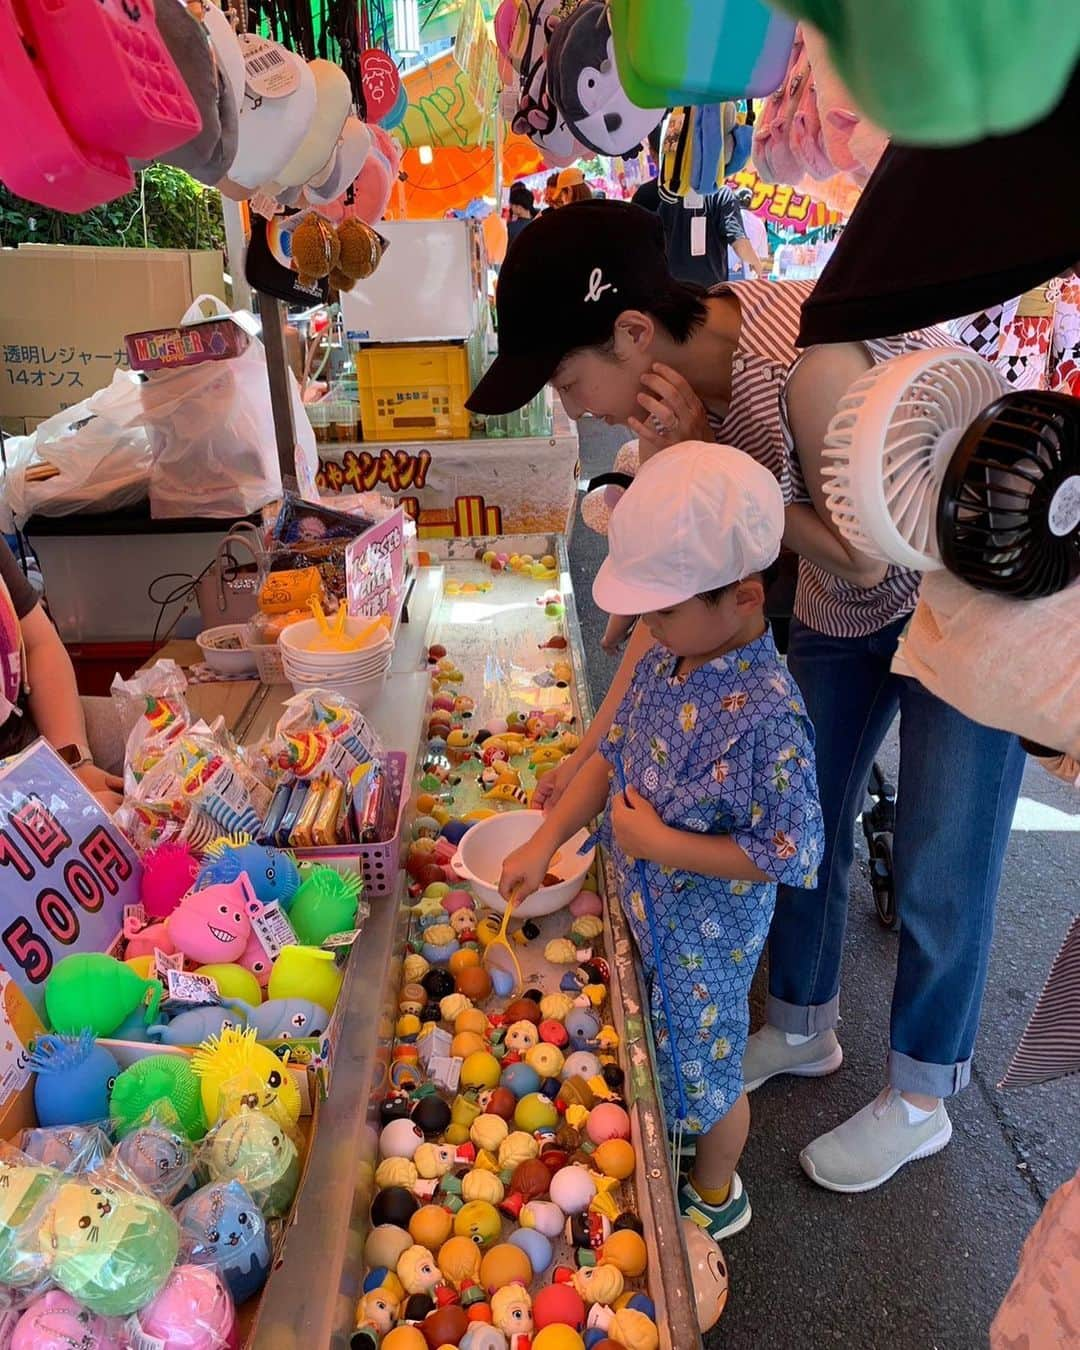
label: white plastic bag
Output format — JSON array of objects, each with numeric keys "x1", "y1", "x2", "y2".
[
  {"x1": 109, "y1": 296, "x2": 317, "y2": 519},
  {"x1": 0, "y1": 371, "x2": 151, "y2": 527}
]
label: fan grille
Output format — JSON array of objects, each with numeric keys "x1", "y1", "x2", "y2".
[
  {"x1": 938, "y1": 390, "x2": 1080, "y2": 598},
  {"x1": 822, "y1": 350, "x2": 1007, "y2": 570}
]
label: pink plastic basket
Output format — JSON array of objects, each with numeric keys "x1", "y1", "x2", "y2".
[
  {"x1": 0, "y1": 0, "x2": 134, "y2": 212},
  {"x1": 18, "y1": 0, "x2": 202, "y2": 160},
  {"x1": 292, "y1": 750, "x2": 409, "y2": 898}
]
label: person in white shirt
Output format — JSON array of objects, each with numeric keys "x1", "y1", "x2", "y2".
[{"x1": 728, "y1": 187, "x2": 770, "y2": 280}]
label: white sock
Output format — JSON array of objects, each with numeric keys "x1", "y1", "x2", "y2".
[
  {"x1": 899, "y1": 1097, "x2": 935, "y2": 1124},
  {"x1": 784, "y1": 1031, "x2": 815, "y2": 1045}
]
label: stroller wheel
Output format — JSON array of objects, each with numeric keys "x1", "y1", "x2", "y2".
[{"x1": 869, "y1": 835, "x2": 897, "y2": 929}]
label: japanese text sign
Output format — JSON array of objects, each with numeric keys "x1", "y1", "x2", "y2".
[
  {"x1": 346, "y1": 508, "x2": 406, "y2": 620},
  {"x1": 0, "y1": 741, "x2": 142, "y2": 1016}
]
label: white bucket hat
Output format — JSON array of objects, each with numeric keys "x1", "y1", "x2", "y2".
[
  {"x1": 265, "y1": 58, "x2": 352, "y2": 191},
  {"x1": 593, "y1": 441, "x2": 785, "y2": 615},
  {"x1": 304, "y1": 116, "x2": 373, "y2": 205},
  {"x1": 223, "y1": 36, "x2": 316, "y2": 190}
]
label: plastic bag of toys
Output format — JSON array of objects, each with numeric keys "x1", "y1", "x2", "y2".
[
  {"x1": 37, "y1": 1165, "x2": 180, "y2": 1317},
  {"x1": 263, "y1": 688, "x2": 383, "y2": 784},
  {"x1": 110, "y1": 659, "x2": 192, "y2": 796},
  {"x1": 195, "y1": 1108, "x2": 302, "y2": 1220},
  {"x1": 0, "y1": 1144, "x2": 62, "y2": 1299},
  {"x1": 7, "y1": 1290, "x2": 126, "y2": 1349}
]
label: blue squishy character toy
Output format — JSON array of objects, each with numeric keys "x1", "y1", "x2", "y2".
[
  {"x1": 147, "y1": 1003, "x2": 250, "y2": 1046},
  {"x1": 244, "y1": 999, "x2": 329, "y2": 1043},
  {"x1": 197, "y1": 835, "x2": 301, "y2": 910},
  {"x1": 176, "y1": 1179, "x2": 272, "y2": 1304},
  {"x1": 29, "y1": 1032, "x2": 120, "y2": 1127}
]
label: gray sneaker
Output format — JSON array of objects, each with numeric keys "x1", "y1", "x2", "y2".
[
  {"x1": 742, "y1": 1024, "x2": 844, "y2": 1092},
  {"x1": 799, "y1": 1089, "x2": 953, "y2": 1193}
]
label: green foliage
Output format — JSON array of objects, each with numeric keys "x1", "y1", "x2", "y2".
[{"x1": 0, "y1": 166, "x2": 226, "y2": 256}]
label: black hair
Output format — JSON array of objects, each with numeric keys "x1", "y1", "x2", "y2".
[
  {"x1": 697, "y1": 582, "x2": 736, "y2": 606},
  {"x1": 509, "y1": 184, "x2": 536, "y2": 214}
]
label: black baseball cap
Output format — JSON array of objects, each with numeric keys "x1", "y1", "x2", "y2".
[{"x1": 467, "y1": 199, "x2": 672, "y2": 415}]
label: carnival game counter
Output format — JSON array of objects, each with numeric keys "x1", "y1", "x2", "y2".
[{"x1": 175, "y1": 539, "x2": 700, "y2": 1349}]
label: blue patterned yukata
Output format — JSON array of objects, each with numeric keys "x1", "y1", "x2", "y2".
[{"x1": 599, "y1": 631, "x2": 824, "y2": 1135}]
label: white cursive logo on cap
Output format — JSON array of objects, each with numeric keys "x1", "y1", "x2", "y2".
[{"x1": 584, "y1": 267, "x2": 616, "y2": 303}]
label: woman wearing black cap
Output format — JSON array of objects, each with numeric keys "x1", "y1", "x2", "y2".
[{"x1": 466, "y1": 199, "x2": 1025, "y2": 1198}]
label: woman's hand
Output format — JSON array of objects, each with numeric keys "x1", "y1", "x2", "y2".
[
  {"x1": 74, "y1": 763, "x2": 124, "y2": 815},
  {"x1": 628, "y1": 362, "x2": 714, "y2": 456},
  {"x1": 498, "y1": 838, "x2": 554, "y2": 904},
  {"x1": 532, "y1": 752, "x2": 581, "y2": 812},
  {"x1": 612, "y1": 784, "x2": 674, "y2": 864}
]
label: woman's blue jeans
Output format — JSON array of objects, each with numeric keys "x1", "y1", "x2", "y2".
[{"x1": 767, "y1": 617, "x2": 1027, "y2": 1098}]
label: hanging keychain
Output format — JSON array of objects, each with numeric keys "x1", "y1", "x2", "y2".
[{"x1": 613, "y1": 754, "x2": 690, "y2": 1166}]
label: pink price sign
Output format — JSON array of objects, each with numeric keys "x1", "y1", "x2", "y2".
[{"x1": 345, "y1": 507, "x2": 406, "y2": 621}]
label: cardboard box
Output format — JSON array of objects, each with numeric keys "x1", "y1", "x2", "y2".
[{"x1": 0, "y1": 245, "x2": 225, "y2": 423}]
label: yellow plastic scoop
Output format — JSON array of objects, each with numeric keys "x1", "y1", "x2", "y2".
[{"x1": 483, "y1": 887, "x2": 524, "y2": 995}]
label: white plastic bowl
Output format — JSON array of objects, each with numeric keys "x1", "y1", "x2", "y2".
[
  {"x1": 451, "y1": 809, "x2": 595, "y2": 918},
  {"x1": 288, "y1": 667, "x2": 388, "y2": 710},
  {"x1": 196, "y1": 625, "x2": 258, "y2": 676},
  {"x1": 280, "y1": 616, "x2": 392, "y2": 658}
]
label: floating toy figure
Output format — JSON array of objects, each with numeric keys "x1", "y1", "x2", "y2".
[
  {"x1": 44, "y1": 954, "x2": 162, "y2": 1038},
  {"x1": 397, "y1": 1243, "x2": 444, "y2": 1298},
  {"x1": 177, "y1": 1179, "x2": 272, "y2": 1304},
  {"x1": 570, "y1": 1260, "x2": 624, "y2": 1305},
  {"x1": 29, "y1": 1032, "x2": 120, "y2": 1128},
  {"x1": 492, "y1": 1283, "x2": 534, "y2": 1338},
  {"x1": 166, "y1": 878, "x2": 254, "y2": 965},
  {"x1": 191, "y1": 1026, "x2": 301, "y2": 1131},
  {"x1": 197, "y1": 835, "x2": 301, "y2": 909}
]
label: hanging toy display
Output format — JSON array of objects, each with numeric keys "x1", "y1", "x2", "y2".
[{"x1": 545, "y1": 1, "x2": 663, "y2": 156}]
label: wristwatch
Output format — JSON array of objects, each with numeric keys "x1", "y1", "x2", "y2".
[{"x1": 56, "y1": 743, "x2": 93, "y2": 771}]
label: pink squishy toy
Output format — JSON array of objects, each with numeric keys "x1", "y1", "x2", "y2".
[{"x1": 166, "y1": 877, "x2": 254, "y2": 965}]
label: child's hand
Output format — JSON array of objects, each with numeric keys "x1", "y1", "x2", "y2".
[
  {"x1": 498, "y1": 839, "x2": 552, "y2": 904},
  {"x1": 600, "y1": 614, "x2": 635, "y2": 654},
  {"x1": 612, "y1": 784, "x2": 673, "y2": 864}
]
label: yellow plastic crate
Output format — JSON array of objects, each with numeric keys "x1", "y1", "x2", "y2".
[{"x1": 354, "y1": 342, "x2": 472, "y2": 442}]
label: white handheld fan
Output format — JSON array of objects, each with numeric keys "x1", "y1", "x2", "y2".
[{"x1": 821, "y1": 348, "x2": 1008, "y2": 571}]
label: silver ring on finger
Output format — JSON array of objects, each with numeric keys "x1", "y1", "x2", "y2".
[{"x1": 648, "y1": 413, "x2": 670, "y2": 436}]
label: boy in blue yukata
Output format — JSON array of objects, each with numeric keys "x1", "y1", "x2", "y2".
[{"x1": 500, "y1": 441, "x2": 824, "y2": 1240}]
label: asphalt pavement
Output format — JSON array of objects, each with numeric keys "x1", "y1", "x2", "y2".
[{"x1": 570, "y1": 418, "x2": 1080, "y2": 1350}]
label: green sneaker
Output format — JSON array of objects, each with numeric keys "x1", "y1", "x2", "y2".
[{"x1": 679, "y1": 1171, "x2": 751, "y2": 1241}]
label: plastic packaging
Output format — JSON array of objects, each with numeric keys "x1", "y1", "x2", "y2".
[
  {"x1": 103, "y1": 297, "x2": 318, "y2": 519},
  {"x1": 10, "y1": 1289, "x2": 125, "y2": 1350},
  {"x1": 176, "y1": 1179, "x2": 271, "y2": 1304},
  {"x1": 39, "y1": 1171, "x2": 180, "y2": 1316},
  {"x1": 264, "y1": 687, "x2": 383, "y2": 784},
  {"x1": 17, "y1": 1124, "x2": 111, "y2": 1174},
  {"x1": 0, "y1": 1149, "x2": 60, "y2": 1291},
  {"x1": 110, "y1": 659, "x2": 192, "y2": 796},
  {"x1": 109, "y1": 1122, "x2": 196, "y2": 1204},
  {"x1": 202, "y1": 1110, "x2": 301, "y2": 1218},
  {"x1": 126, "y1": 1263, "x2": 236, "y2": 1349}
]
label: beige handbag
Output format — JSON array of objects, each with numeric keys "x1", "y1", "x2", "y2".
[
  {"x1": 195, "y1": 522, "x2": 265, "y2": 628},
  {"x1": 893, "y1": 571, "x2": 1080, "y2": 756}
]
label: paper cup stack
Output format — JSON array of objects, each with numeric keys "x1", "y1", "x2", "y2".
[{"x1": 280, "y1": 616, "x2": 393, "y2": 710}]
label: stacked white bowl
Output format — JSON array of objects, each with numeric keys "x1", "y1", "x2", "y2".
[{"x1": 279, "y1": 616, "x2": 393, "y2": 710}]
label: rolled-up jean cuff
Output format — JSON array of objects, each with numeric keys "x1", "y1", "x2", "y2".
[
  {"x1": 766, "y1": 993, "x2": 839, "y2": 1036},
  {"x1": 888, "y1": 1049, "x2": 971, "y2": 1098}
]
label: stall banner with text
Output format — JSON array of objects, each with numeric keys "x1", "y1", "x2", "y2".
[
  {"x1": 316, "y1": 436, "x2": 579, "y2": 538},
  {"x1": 346, "y1": 508, "x2": 406, "y2": 621},
  {"x1": 0, "y1": 741, "x2": 141, "y2": 1018}
]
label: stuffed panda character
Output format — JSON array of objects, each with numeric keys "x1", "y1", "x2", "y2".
[{"x1": 547, "y1": 1, "x2": 662, "y2": 157}]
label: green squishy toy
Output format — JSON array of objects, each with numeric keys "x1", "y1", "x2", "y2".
[
  {"x1": 109, "y1": 1054, "x2": 207, "y2": 1142},
  {"x1": 282, "y1": 864, "x2": 363, "y2": 946},
  {"x1": 41, "y1": 1177, "x2": 178, "y2": 1316},
  {"x1": 45, "y1": 954, "x2": 162, "y2": 1037},
  {"x1": 207, "y1": 1111, "x2": 301, "y2": 1218}
]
